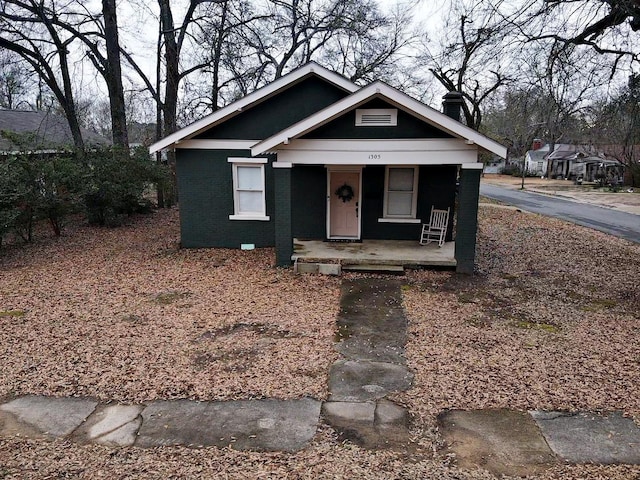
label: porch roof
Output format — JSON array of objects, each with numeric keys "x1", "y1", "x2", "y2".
[{"x1": 252, "y1": 81, "x2": 507, "y2": 159}]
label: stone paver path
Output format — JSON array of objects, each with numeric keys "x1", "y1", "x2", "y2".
[
  {"x1": 324, "y1": 278, "x2": 413, "y2": 447},
  {"x1": 530, "y1": 410, "x2": 640, "y2": 464},
  {"x1": 136, "y1": 398, "x2": 320, "y2": 451},
  {"x1": 439, "y1": 409, "x2": 640, "y2": 476},
  {"x1": 438, "y1": 409, "x2": 556, "y2": 477},
  {"x1": 0, "y1": 395, "x2": 320, "y2": 451}
]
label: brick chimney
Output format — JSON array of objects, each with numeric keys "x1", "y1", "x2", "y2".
[
  {"x1": 532, "y1": 138, "x2": 543, "y2": 151},
  {"x1": 442, "y1": 91, "x2": 464, "y2": 122}
]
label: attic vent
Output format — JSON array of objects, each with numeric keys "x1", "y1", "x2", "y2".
[{"x1": 355, "y1": 109, "x2": 397, "y2": 126}]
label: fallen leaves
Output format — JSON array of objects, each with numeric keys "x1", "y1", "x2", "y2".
[
  {"x1": 1, "y1": 205, "x2": 639, "y2": 479},
  {"x1": 0, "y1": 208, "x2": 340, "y2": 403},
  {"x1": 399, "y1": 205, "x2": 640, "y2": 431}
]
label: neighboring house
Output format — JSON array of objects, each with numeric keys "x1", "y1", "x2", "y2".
[
  {"x1": 150, "y1": 62, "x2": 507, "y2": 273},
  {"x1": 524, "y1": 141, "x2": 625, "y2": 183},
  {"x1": 128, "y1": 122, "x2": 157, "y2": 148},
  {"x1": 546, "y1": 144, "x2": 624, "y2": 183},
  {"x1": 525, "y1": 141, "x2": 550, "y2": 176},
  {"x1": 0, "y1": 109, "x2": 109, "y2": 153},
  {"x1": 483, "y1": 157, "x2": 506, "y2": 174}
]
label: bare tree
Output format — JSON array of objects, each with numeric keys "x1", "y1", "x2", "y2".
[
  {"x1": 0, "y1": 0, "x2": 86, "y2": 153},
  {"x1": 482, "y1": 86, "x2": 546, "y2": 158},
  {"x1": 530, "y1": 42, "x2": 609, "y2": 160},
  {"x1": 0, "y1": 0, "x2": 132, "y2": 154},
  {"x1": 238, "y1": 0, "x2": 415, "y2": 82},
  {"x1": 511, "y1": 0, "x2": 639, "y2": 70},
  {"x1": 321, "y1": 1, "x2": 418, "y2": 85},
  {"x1": 187, "y1": 0, "x2": 271, "y2": 113},
  {"x1": 588, "y1": 74, "x2": 640, "y2": 186},
  {"x1": 0, "y1": 49, "x2": 35, "y2": 109},
  {"x1": 421, "y1": 0, "x2": 517, "y2": 130},
  {"x1": 100, "y1": 0, "x2": 129, "y2": 152}
]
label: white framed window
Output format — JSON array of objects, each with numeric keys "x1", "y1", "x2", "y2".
[
  {"x1": 355, "y1": 108, "x2": 398, "y2": 126},
  {"x1": 228, "y1": 157, "x2": 270, "y2": 221},
  {"x1": 382, "y1": 166, "x2": 419, "y2": 221}
]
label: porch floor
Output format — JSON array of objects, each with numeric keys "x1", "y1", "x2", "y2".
[{"x1": 292, "y1": 239, "x2": 456, "y2": 267}]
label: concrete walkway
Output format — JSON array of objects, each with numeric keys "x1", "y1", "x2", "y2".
[
  {"x1": 323, "y1": 278, "x2": 414, "y2": 447},
  {"x1": 0, "y1": 395, "x2": 321, "y2": 452},
  {"x1": 439, "y1": 409, "x2": 640, "y2": 476},
  {"x1": 1, "y1": 278, "x2": 639, "y2": 476}
]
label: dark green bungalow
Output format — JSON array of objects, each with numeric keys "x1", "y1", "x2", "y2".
[{"x1": 150, "y1": 63, "x2": 507, "y2": 273}]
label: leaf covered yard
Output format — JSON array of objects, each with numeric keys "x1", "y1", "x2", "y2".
[
  {"x1": 0, "y1": 209, "x2": 340, "y2": 402},
  {"x1": 400, "y1": 205, "x2": 640, "y2": 422},
  {"x1": 0, "y1": 205, "x2": 639, "y2": 479}
]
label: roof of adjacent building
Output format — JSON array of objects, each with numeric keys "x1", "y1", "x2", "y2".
[{"x1": 0, "y1": 109, "x2": 109, "y2": 152}]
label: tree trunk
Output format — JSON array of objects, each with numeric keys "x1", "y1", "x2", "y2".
[
  {"x1": 102, "y1": 0, "x2": 129, "y2": 153},
  {"x1": 159, "y1": 0, "x2": 180, "y2": 206}
]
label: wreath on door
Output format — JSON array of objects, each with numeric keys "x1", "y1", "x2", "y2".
[{"x1": 335, "y1": 183, "x2": 355, "y2": 203}]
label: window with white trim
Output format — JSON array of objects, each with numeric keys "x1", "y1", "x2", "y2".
[
  {"x1": 383, "y1": 166, "x2": 418, "y2": 219},
  {"x1": 228, "y1": 158, "x2": 270, "y2": 221}
]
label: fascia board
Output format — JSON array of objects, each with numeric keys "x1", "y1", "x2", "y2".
[
  {"x1": 149, "y1": 62, "x2": 358, "y2": 154},
  {"x1": 252, "y1": 81, "x2": 508, "y2": 159}
]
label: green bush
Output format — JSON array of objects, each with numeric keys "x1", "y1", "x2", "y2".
[
  {"x1": 0, "y1": 140, "x2": 168, "y2": 246},
  {"x1": 500, "y1": 163, "x2": 522, "y2": 176},
  {"x1": 83, "y1": 146, "x2": 167, "y2": 226},
  {"x1": 0, "y1": 149, "x2": 82, "y2": 242}
]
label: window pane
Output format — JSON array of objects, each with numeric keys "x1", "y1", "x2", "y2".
[
  {"x1": 237, "y1": 166, "x2": 262, "y2": 190},
  {"x1": 388, "y1": 168, "x2": 414, "y2": 191},
  {"x1": 238, "y1": 191, "x2": 263, "y2": 213},
  {"x1": 387, "y1": 192, "x2": 413, "y2": 216}
]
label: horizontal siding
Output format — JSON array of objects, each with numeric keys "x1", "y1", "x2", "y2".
[
  {"x1": 291, "y1": 166, "x2": 326, "y2": 239},
  {"x1": 361, "y1": 165, "x2": 457, "y2": 240},
  {"x1": 288, "y1": 164, "x2": 457, "y2": 241},
  {"x1": 194, "y1": 76, "x2": 350, "y2": 140},
  {"x1": 176, "y1": 149, "x2": 276, "y2": 248}
]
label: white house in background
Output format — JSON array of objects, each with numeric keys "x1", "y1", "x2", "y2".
[
  {"x1": 525, "y1": 141, "x2": 550, "y2": 176},
  {"x1": 524, "y1": 141, "x2": 626, "y2": 182},
  {"x1": 483, "y1": 157, "x2": 506, "y2": 174}
]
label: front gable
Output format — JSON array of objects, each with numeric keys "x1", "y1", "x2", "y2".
[
  {"x1": 149, "y1": 63, "x2": 357, "y2": 153},
  {"x1": 252, "y1": 81, "x2": 507, "y2": 159},
  {"x1": 194, "y1": 76, "x2": 352, "y2": 140},
  {"x1": 301, "y1": 98, "x2": 454, "y2": 140}
]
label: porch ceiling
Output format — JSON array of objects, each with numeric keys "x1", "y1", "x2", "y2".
[{"x1": 292, "y1": 239, "x2": 456, "y2": 267}]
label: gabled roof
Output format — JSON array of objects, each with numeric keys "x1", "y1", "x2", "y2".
[
  {"x1": 251, "y1": 81, "x2": 507, "y2": 158},
  {"x1": 149, "y1": 62, "x2": 358, "y2": 153},
  {"x1": 526, "y1": 147, "x2": 549, "y2": 162},
  {"x1": 0, "y1": 109, "x2": 109, "y2": 152},
  {"x1": 546, "y1": 144, "x2": 621, "y2": 163}
]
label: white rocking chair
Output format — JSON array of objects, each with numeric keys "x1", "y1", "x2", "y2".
[{"x1": 420, "y1": 207, "x2": 450, "y2": 247}]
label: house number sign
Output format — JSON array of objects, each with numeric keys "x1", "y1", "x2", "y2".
[{"x1": 368, "y1": 154, "x2": 381, "y2": 160}]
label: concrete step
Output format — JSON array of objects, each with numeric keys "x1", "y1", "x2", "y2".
[{"x1": 341, "y1": 264, "x2": 405, "y2": 274}]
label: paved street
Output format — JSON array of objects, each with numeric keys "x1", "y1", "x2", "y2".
[{"x1": 480, "y1": 184, "x2": 640, "y2": 243}]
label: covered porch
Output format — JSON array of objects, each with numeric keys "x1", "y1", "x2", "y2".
[{"x1": 292, "y1": 238, "x2": 456, "y2": 270}]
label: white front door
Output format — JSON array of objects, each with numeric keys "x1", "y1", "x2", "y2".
[{"x1": 328, "y1": 170, "x2": 361, "y2": 239}]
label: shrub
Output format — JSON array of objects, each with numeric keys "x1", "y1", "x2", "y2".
[
  {"x1": 83, "y1": 146, "x2": 167, "y2": 226},
  {"x1": 0, "y1": 149, "x2": 82, "y2": 242},
  {"x1": 500, "y1": 163, "x2": 522, "y2": 176}
]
